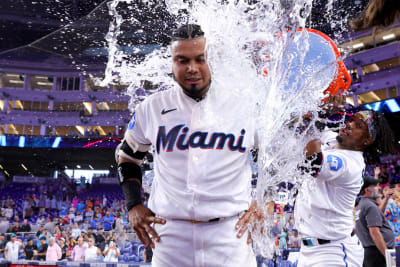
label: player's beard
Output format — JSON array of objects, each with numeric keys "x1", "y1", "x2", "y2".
[{"x1": 174, "y1": 74, "x2": 211, "y2": 100}]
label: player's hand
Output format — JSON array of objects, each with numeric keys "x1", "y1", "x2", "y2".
[
  {"x1": 128, "y1": 204, "x2": 166, "y2": 248},
  {"x1": 321, "y1": 95, "x2": 346, "y2": 116},
  {"x1": 235, "y1": 201, "x2": 264, "y2": 244}
]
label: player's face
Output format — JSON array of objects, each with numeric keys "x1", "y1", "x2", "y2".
[
  {"x1": 337, "y1": 113, "x2": 374, "y2": 151},
  {"x1": 172, "y1": 37, "x2": 211, "y2": 98}
]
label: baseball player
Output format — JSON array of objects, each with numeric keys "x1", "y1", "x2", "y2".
[
  {"x1": 116, "y1": 24, "x2": 257, "y2": 266},
  {"x1": 295, "y1": 100, "x2": 394, "y2": 266}
]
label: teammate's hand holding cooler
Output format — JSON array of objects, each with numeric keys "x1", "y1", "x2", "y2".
[{"x1": 115, "y1": 24, "x2": 259, "y2": 267}]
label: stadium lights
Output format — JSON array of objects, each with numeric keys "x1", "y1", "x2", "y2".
[
  {"x1": 9, "y1": 80, "x2": 24, "y2": 84},
  {"x1": 382, "y1": 33, "x2": 395, "y2": 40},
  {"x1": 4, "y1": 170, "x2": 9, "y2": 176},
  {"x1": 0, "y1": 135, "x2": 6, "y2": 146},
  {"x1": 37, "y1": 82, "x2": 53, "y2": 86},
  {"x1": 51, "y1": 137, "x2": 62, "y2": 148},
  {"x1": 18, "y1": 136, "x2": 25, "y2": 148},
  {"x1": 5, "y1": 74, "x2": 19, "y2": 77},
  {"x1": 385, "y1": 99, "x2": 400, "y2": 113},
  {"x1": 89, "y1": 165, "x2": 94, "y2": 170},
  {"x1": 371, "y1": 102, "x2": 382, "y2": 111},
  {"x1": 352, "y1": 43, "x2": 364, "y2": 49},
  {"x1": 0, "y1": 164, "x2": 3, "y2": 169},
  {"x1": 21, "y1": 164, "x2": 28, "y2": 171},
  {"x1": 77, "y1": 165, "x2": 81, "y2": 169}
]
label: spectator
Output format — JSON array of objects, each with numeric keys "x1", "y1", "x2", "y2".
[
  {"x1": 356, "y1": 177, "x2": 395, "y2": 267},
  {"x1": 91, "y1": 217, "x2": 99, "y2": 230},
  {"x1": 23, "y1": 204, "x2": 34, "y2": 220},
  {"x1": 7, "y1": 224, "x2": 15, "y2": 233},
  {"x1": 102, "y1": 195, "x2": 107, "y2": 208},
  {"x1": 0, "y1": 217, "x2": 9, "y2": 233},
  {"x1": 278, "y1": 229, "x2": 288, "y2": 250},
  {"x1": 45, "y1": 196, "x2": 51, "y2": 211},
  {"x1": 46, "y1": 237, "x2": 62, "y2": 262},
  {"x1": 24, "y1": 238, "x2": 37, "y2": 260},
  {"x1": 289, "y1": 229, "x2": 301, "y2": 248},
  {"x1": 71, "y1": 223, "x2": 81, "y2": 239},
  {"x1": 83, "y1": 237, "x2": 101, "y2": 262},
  {"x1": 35, "y1": 236, "x2": 48, "y2": 261},
  {"x1": 5, "y1": 234, "x2": 23, "y2": 261},
  {"x1": 94, "y1": 228, "x2": 106, "y2": 251},
  {"x1": 44, "y1": 218, "x2": 56, "y2": 236},
  {"x1": 81, "y1": 219, "x2": 90, "y2": 232},
  {"x1": 101, "y1": 211, "x2": 114, "y2": 231},
  {"x1": 384, "y1": 179, "x2": 400, "y2": 266},
  {"x1": 0, "y1": 233, "x2": 6, "y2": 258},
  {"x1": 22, "y1": 197, "x2": 30, "y2": 212},
  {"x1": 71, "y1": 237, "x2": 86, "y2": 262},
  {"x1": 103, "y1": 240, "x2": 120, "y2": 262},
  {"x1": 50, "y1": 196, "x2": 57, "y2": 211},
  {"x1": 115, "y1": 214, "x2": 124, "y2": 233},
  {"x1": 58, "y1": 238, "x2": 67, "y2": 260},
  {"x1": 36, "y1": 215, "x2": 46, "y2": 226},
  {"x1": 86, "y1": 198, "x2": 94, "y2": 211},
  {"x1": 68, "y1": 206, "x2": 76, "y2": 222},
  {"x1": 75, "y1": 212, "x2": 83, "y2": 223},
  {"x1": 13, "y1": 222, "x2": 21, "y2": 233},
  {"x1": 61, "y1": 214, "x2": 70, "y2": 225},
  {"x1": 4, "y1": 206, "x2": 13, "y2": 220},
  {"x1": 116, "y1": 229, "x2": 127, "y2": 249},
  {"x1": 85, "y1": 207, "x2": 94, "y2": 219},
  {"x1": 76, "y1": 200, "x2": 85, "y2": 214},
  {"x1": 20, "y1": 219, "x2": 31, "y2": 232},
  {"x1": 65, "y1": 238, "x2": 74, "y2": 261},
  {"x1": 72, "y1": 196, "x2": 79, "y2": 208},
  {"x1": 54, "y1": 226, "x2": 63, "y2": 240}
]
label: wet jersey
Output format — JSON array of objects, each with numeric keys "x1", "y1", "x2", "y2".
[
  {"x1": 295, "y1": 131, "x2": 365, "y2": 240},
  {"x1": 121, "y1": 86, "x2": 258, "y2": 221}
]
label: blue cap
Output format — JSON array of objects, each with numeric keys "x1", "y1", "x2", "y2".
[{"x1": 10, "y1": 234, "x2": 16, "y2": 238}]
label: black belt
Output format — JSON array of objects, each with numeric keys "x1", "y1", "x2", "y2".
[{"x1": 302, "y1": 237, "x2": 331, "y2": 247}]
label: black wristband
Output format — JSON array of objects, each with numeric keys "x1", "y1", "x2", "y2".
[
  {"x1": 117, "y1": 162, "x2": 142, "y2": 185},
  {"x1": 121, "y1": 180, "x2": 142, "y2": 211},
  {"x1": 117, "y1": 162, "x2": 143, "y2": 210}
]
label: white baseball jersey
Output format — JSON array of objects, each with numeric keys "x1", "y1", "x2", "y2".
[
  {"x1": 295, "y1": 131, "x2": 365, "y2": 240},
  {"x1": 122, "y1": 85, "x2": 258, "y2": 221}
]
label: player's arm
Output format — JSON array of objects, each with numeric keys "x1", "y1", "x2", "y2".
[
  {"x1": 116, "y1": 140, "x2": 165, "y2": 248},
  {"x1": 369, "y1": 226, "x2": 388, "y2": 256}
]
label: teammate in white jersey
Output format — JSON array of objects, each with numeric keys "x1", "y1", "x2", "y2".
[
  {"x1": 295, "y1": 99, "x2": 394, "y2": 267},
  {"x1": 116, "y1": 24, "x2": 257, "y2": 266}
]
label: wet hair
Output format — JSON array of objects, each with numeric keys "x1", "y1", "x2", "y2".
[
  {"x1": 171, "y1": 24, "x2": 204, "y2": 42},
  {"x1": 363, "y1": 111, "x2": 395, "y2": 164},
  {"x1": 350, "y1": 0, "x2": 400, "y2": 31}
]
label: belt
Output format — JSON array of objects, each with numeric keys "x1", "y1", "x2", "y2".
[
  {"x1": 172, "y1": 213, "x2": 242, "y2": 224},
  {"x1": 302, "y1": 237, "x2": 331, "y2": 247}
]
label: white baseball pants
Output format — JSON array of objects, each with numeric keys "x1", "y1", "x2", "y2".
[
  {"x1": 152, "y1": 216, "x2": 256, "y2": 267},
  {"x1": 297, "y1": 236, "x2": 364, "y2": 267}
]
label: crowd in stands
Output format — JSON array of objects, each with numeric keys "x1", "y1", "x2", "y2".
[
  {"x1": 0, "y1": 154, "x2": 399, "y2": 265},
  {"x1": 0, "y1": 177, "x2": 152, "y2": 263}
]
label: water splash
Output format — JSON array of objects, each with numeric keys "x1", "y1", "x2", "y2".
[{"x1": 103, "y1": 0, "x2": 349, "y2": 259}]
